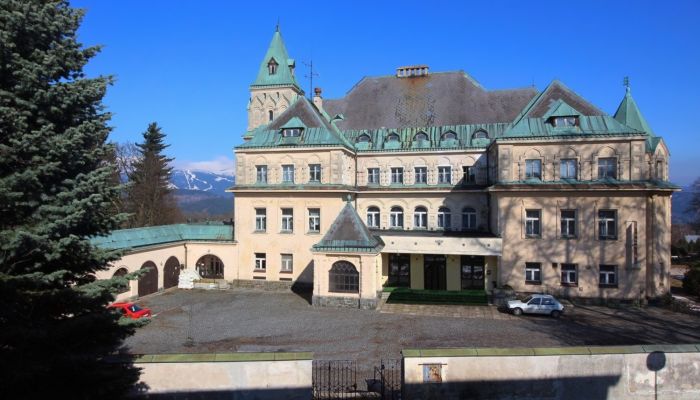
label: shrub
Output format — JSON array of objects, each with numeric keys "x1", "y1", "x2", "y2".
[{"x1": 683, "y1": 265, "x2": 700, "y2": 297}]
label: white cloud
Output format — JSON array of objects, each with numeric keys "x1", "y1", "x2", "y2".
[{"x1": 175, "y1": 155, "x2": 236, "y2": 175}]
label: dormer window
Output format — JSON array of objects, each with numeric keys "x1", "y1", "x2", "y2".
[
  {"x1": 387, "y1": 133, "x2": 400, "y2": 142},
  {"x1": 357, "y1": 134, "x2": 371, "y2": 143},
  {"x1": 441, "y1": 131, "x2": 457, "y2": 140},
  {"x1": 268, "y1": 58, "x2": 278, "y2": 75},
  {"x1": 552, "y1": 116, "x2": 578, "y2": 127},
  {"x1": 414, "y1": 132, "x2": 428, "y2": 141},
  {"x1": 472, "y1": 129, "x2": 488, "y2": 139},
  {"x1": 282, "y1": 128, "x2": 302, "y2": 137}
]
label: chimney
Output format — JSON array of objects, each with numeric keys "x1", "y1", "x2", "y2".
[{"x1": 313, "y1": 87, "x2": 323, "y2": 109}]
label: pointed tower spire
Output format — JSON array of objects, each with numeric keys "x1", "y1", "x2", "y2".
[
  {"x1": 613, "y1": 77, "x2": 654, "y2": 135},
  {"x1": 251, "y1": 28, "x2": 302, "y2": 91}
]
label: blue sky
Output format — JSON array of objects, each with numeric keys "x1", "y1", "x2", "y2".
[{"x1": 72, "y1": 0, "x2": 700, "y2": 184}]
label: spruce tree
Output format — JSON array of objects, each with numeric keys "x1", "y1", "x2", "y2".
[
  {"x1": 125, "y1": 122, "x2": 183, "y2": 227},
  {"x1": 0, "y1": 1, "x2": 141, "y2": 398}
]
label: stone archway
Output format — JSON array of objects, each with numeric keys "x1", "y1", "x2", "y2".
[
  {"x1": 138, "y1": 261, "x2": 158, "y2": 297},
  {"x1": 112, "y1": 267, "x2": 129, "y2": 294},
  {"x1": 163, "y1": 256, "x2": 181, "y2": 289},
  {"x1": 195, "y1": 254, "x2": 224, "y2": 279}
]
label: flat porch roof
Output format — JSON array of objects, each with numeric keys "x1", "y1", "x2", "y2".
[{"x1": 371, "y1": 230, "x2": 502, "y2": 256}]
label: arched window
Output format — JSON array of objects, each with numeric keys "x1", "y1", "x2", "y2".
[
  {"x1": 268, "y1": 110, "x2": 274, "y2": 122},
  {"x1": 112, "y1": 267, "x2": 129, "y2": 294},
  {"x1": 387, "y1": 133, "x2": 400, "y2": 142},
  {"x1": 390, "y1": 206, "x2": 404, "y2": 228},
  {"x1": 472, "y1": 129, "x2": 488, "y2": 139},
  {"x1": 329, "y1": 261, "x2": 359, "y2": 293},
  {"x1": 196, "y1": 254, "x2": 224, "y2": 279},
  {"x1": 137, "y1": 261, "x2": 158, "y2": 297},
  {"x1": 414, "y1": 132, "x2": 428, "y2": 141},
  {"x1": 268, "y1": 58, "x2": 278, "y2": 75},
  {"x1": 442, "y1": 131, "x2": 457, "y2": 140},
  {"x1": 462, "y1": 207, "x2": 476, "y2": 230},
  {"x1": 357, "y1": 134, "x2": 371, "y2": 143},
  {"x1": 366, "y1": 206, "x2": 380, "y2": 228},
  {"x1": 437, "y1": 207, "x2": 452, "y2": 230},
  {"x1": 413, "y1": 206, "x2": 428, "y2": 229}
]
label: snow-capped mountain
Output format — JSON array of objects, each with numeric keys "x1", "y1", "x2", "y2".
[{"x1": 169, "y1": 169, "x2": 235, "y2": 196}]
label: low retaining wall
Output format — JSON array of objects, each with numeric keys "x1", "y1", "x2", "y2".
[
  {"x1": 312, "y1": 294, "x2": 378, "y2": 309},
  {"x1": 131, "y1": 352, "x2": 313, "y2": 399},
  {"x1": 402, "y1": 344, "x2": 700, "y2": 400}
]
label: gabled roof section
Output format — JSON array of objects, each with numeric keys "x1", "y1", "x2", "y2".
[
  {"x1": 541, "y1": 99, "x2": 582, "y2": 120},
  {"x1": 614, "y1": 87, "x2": 655, "y2": 135},
  {"x1": 251, "y1": 29, "x2": 302, "y2": 91},
  {"x1": 512, "y1": 80, "x2": 604, "y2": 125},
  {"x1": 312, "y1": 200, "x2": 384, "y2": 253},
  {"x1": 502, "y1": 114, "x2": 642, "y2": 138},
  {"x1": 237, "y1": 97, "x2": 353, "y2": 149},
  {"x1": 91, "y1": 223, "x2": 234, "y2": 250}
]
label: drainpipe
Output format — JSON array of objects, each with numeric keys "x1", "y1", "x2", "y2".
[
  {"x1": 358, "y1": 258, "x2": 362, "y2": 309},
  {"x1": 184, "y1": 242, "x2": 188, "y2": 269}
]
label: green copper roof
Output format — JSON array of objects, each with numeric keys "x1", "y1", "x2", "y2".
[
  {"x1": 251, "y1": 29, "x2": 302, "y2": 90},
  {"x1": 312, "y1": 200, "x2": 384, "y2": 253},
  {"x1": 541, "y1": 99, "x2": 581, "y2": 120},
  {"x1": 91, "y1": 223, "x2": 234, "y2": 250},
  {"x1": 614, "y1": 87, "x2": 654, "y2": 135},
  {"x1": 502, "y1": 114, "x2": 640, "y2": 137},
  {"x1": 280, "y1": 116, "x2": 306, "y2": 129}
]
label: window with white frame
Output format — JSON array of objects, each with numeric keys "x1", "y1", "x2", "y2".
[
  {"x1": 367, "y1": 206, "x2": 380, "y2": 228},
  {"x1": 256, "y1": 165, "x2": 268, "y2": 183},
  {"x1": 560, "y1": 263, "x2": 578, "y2": 286},
  {"x1": 413, "y1": 206, "x2": 427, "y2": 229},
  {"x1": 390, "y1": 206, "x2": 404, "y2": 228},
  {"x1": 525, "y1": 159, "x2": 542, "y2": 180},
  {"x1": 437, "y1": 207, "x2": 451, "y2": 230},
  {"x1": 309, "y1": 164, "x2": 321, "y2": 182},
  {"x1": 254, "y1": 253, "x2": 266, "y2": 271},
  {"x1": 255, "y1": 208, "x2": 266, "y2": 232},
  {"x1": 414, "y1": 167, "x2": 427, "y2": 184},
  {"x1": 599, "y1": 265, "x2": 618, "y2": 287},
  {"x1": 438, "y1": 166, "x2": 452, "y2": 184},
  {"x1": 560, "y1": 159, "x2": 577, "y2": 179},
  {"x1": 391, "y1": 167, "x2": 403, "y2": 184},
  {"x1": 282, "y1": 165, "x2": 295, "y2": 183},
  {"x1": 367, "y1": 168, "x2": 380, "y2": 185},
  {"x1": 525, "y1": 262, "x2": 541, "y2": 284},
  {"x1": 281, "y1": 208, "x2": 293, "y2": 232},
  {"x1": 281, "y1": 254, "x2": 293, "y2": 273},
  {"x1": 462, "y1": 166, "x2": 476, "y2": 184},
  {"x1": 598, "y1": 210, "x2": 617, "y2": 240},
  {"x1": 598, "y1": 157, "x2": 617, "y2": 179},
  {"x1": 282, "y1": 128, "x2": 302, "y2": 137},
  {"x1": 525, "y1": 209, "x2": 541, "y2": 237},
  {"x1": 308, "y1": 208, "x2": 320, "y2": 232},
  {"x1": 462, "y1": 207, "x2": 476, "y2": 230},
  {"x1": 560, "y1": 209, "x2": 577, "y2": 238}
]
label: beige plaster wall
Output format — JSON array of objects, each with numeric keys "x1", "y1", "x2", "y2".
[
  {"x1": 247, "y1": 87, "x2": 301, "y2": 131},
  {"x1": 312, "y1": 252, "x2": 380, "y2": 299},
  {"x1": 494, "y1": 191, "x2": 671, "y2": 299}
]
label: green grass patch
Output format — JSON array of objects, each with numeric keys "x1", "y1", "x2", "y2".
[
  {"x1": 382, "y1": 286, "x2": 398, "y2": 293},
  {"x1": 386, "y1": 287, "x2": 488, "y2": 305}
]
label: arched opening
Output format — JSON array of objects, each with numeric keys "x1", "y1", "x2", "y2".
[
  {"x1": 112, "y1": 267, "x2": 129, "y2": 294},
  {"x1": 387, "y1": 133, "x2": 400, "y2": 142},
  {"x1": 268, "y1": 110, "x2": 274, "y2": 122},
  {"x1": 390, "y1": 206, "x2": 404, "y2": 228},
  {"x1": 472, "y1": 129, "x2": 488, "y2": 139},
  {"x1": 138, "y1": 261, "x2": 158, "y2": 297},
  {"x1": 414, "y1": 132, "x2": 428, "y2": 141},
  {"x1": 196, "y1": 254, "x2": 224, "y2": 279},
  {"x1": 438, "y1": 207, "x2": 452, "y2": 230},
  {"x1": 329, "y1": 261, "x2": 359, "y2": 293},
  {"x1": 414, "y1": 206, "x2": 427, "y2": 229},
  {"x1": 357, "y1": 134, "x2": 371, "y2": 143},
  {"x1": 366, "y1": 206, "x2": 380, "y2": 228},
  {"x1": 163, "y1": 256, "x2": 181, "y2": 289},
  {"x1": 441, "y1": 131, "x2": 457, "y2": 140}
]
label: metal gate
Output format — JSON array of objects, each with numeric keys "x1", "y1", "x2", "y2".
[{"x1": 313, "y1": 359, "x2": 402, "y2": 400}]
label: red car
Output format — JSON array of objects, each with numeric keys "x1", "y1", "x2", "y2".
[{"x1": 108, "y1": 302, "x2": 152, "y2": 319}]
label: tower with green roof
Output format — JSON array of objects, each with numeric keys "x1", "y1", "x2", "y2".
[{"x1": 246, "y1": 27, "x2": 304, "y2": 132}]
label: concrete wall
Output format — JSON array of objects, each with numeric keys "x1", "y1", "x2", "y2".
[
  {"x1": 403, "y1": 345, "x2": 700, "y2": 400},
  {"x1": 133, "y1": 352, "x2": 312, "y2": 399}
]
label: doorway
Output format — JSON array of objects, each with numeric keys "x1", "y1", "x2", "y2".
[
  {"x1": 423, "y1": 255, "x2": 446, "y2": 290},
  {"x1": 461, "y1": 255, "x2": 485, "y2": 290}
]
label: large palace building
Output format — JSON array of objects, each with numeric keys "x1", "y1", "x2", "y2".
[{"x1": 96, "y1": 28, "x2": 678, "y2": 308}]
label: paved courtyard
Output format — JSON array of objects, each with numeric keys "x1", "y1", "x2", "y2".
[{"x1": 124, "y1": 288, "x2": 700, "y2": 366}]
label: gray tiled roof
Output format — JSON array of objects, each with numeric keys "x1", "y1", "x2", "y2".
[{"x1": 312, "y1": 200, "x2": 384, "y2": 253}]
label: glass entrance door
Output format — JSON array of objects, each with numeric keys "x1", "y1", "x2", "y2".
[
  {"x1": 424, "y1": 255, "x2": 446, "y2": 290},
  {"x1": 388, "y1": 253, "x2": 411, "y2": 287},
  {"x1": 461, "y1": 255, "x2": 485, "y2": 290}
]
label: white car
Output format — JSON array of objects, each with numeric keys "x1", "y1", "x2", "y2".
[{"x1": 507, "y1": 294, "x2": 564, "y2": 318}]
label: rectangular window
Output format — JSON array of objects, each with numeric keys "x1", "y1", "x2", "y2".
[
  {"x1": 308, "y1": 208, "x2": 320, "y2": 233},
  {"x1": 309, "y1": 164, "x2": 321, "y2": 182},
  {"x1": 525, "y1": 159, "x2": 542, "y2": 180},
  {"x1": 462, "y1": 166, "x2": 476, "y2": 184},
  {"x1": 255, "y1": 208, "x2": 266, "y2": 232},
  {"x1": 256, "y1": 165, "x2": 268, "y2": 183},
  {"x1": 282, "y1": 165, "x2": 295, "y2": 183},
  {"x1": 560, "y1": 209, "x2": 577, "y2": 238},
  {"x1": 254, "y1": 253, "x2": 266, "y2": 271},
  {"x1": 414, "y1": 167, "x2": 427, "y2": 184},
  {"x1": 599, "y1": 265, "x2": 618, "y2": 287},
  {"x1": 438, "y1": 166, "x2": 452, "y2": 184},
  {"x1": 391, "y1": 167, "x2": 403, "y2": 184},
  {"x1": 367, "y1": 207, "x2": 380, "y2": 228},
  {"x1": 598, "y1": 157, "x2": 617, "y2": 179},
  {"x1": 281, "y1": 208, "x2": 293, "y2": 232},
  {"x1": 560, "y1": 159, "x2": 577, "y2": 179},
  {"x1": 462, "y1": 209, "x2": 476, "y2": 230},
  {"x1": 525, "y1": 209, "x2": 541, "y2": 238},
  {"x1": 525, "y1": 262, "x2": 541, "y2": 284},
  {"x1": 281, "y1": 254, "x2": 293, "y2": 273},
  {"x1": 367, "y1": 168, "x2": 380, "y2": 185},
  {"x1": 598, "y1": 210, "x2": 617, "y2": 240},
  {"x1": 560, "y1": 263, "x2": 578, "y2": 286}
]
